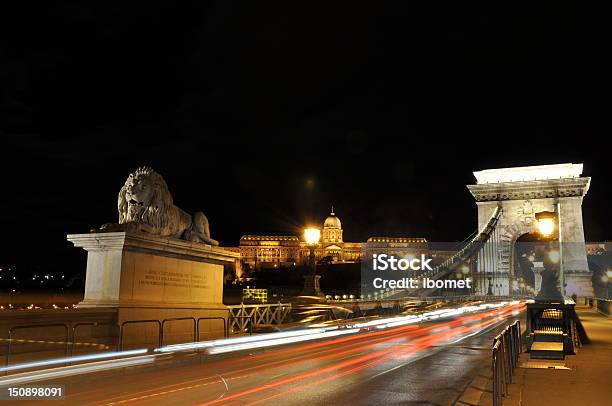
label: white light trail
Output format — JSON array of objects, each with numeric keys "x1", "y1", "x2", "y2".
[
  {"x1": 206, "y1": 329, "x2": 360, "y2": 355},
  {"x1": 0, "y1": 355, "x2": 156, "y2": 386},
  {"x1": 155, "y1": 327, "x2": 341, "y2": 353},
  {"x1": 156, "y1": 301, "x2": 522, "y2": 357},
  {"x1": 350, "y1": 301, "x2": 515, "y2": 330},
  {"x1": 0, "y1": 348, "x2": 148, "y2": 373},
  {"x1": 0, "y1": 300, "x2": 523, "y2": 385}
]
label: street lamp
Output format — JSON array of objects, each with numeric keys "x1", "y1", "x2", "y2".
[
  {"x1": 605, "y1": 270, "x2": 612, "y2": 298},
  {"x1": 547, "y1": 249, "x2": 560, "y2": 264},
  {"x1": 537, "y1": 218, "x2": 555, "y2": 237},
  {"x1": 304, "y1": 228, "x2": 321, "y2": 247},
  {"x1": 301, "y1": 227, "x2": 324, "y2": 298},
  {"x1": 535, "y1": 210, "x2": 565, "y2": 298},
  {"x1": 304, "y1": 227, "x2": 320, "y2": 274},
  {"x1": 535, "y1": 211, "x2": 557, "y2": 239}
]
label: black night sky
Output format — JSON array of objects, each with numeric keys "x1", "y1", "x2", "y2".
[{"x1": 0, "y1": 2, "x2": 608, "y2": 275}]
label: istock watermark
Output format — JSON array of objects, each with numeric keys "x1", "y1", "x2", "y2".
[
  {"x1": 372, "y1": 254, "x2": 432, "y2": 271},
  {"x1": 360, "y1": 242, "x2": 474, "y2": 297}
]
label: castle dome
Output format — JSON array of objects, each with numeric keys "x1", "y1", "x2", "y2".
[{"x1": 323, "y1": 207, "x2": 342, "y2": 229}]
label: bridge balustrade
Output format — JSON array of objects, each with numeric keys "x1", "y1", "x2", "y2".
[
  {"x1": 492, "y1": 320, "x2": 522, "y2": 406},
  {"x1": 227, "y1": 303, "x2": 292, "y2": 334}
]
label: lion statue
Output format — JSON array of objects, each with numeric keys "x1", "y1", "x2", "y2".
[{"x1": 100, "y1": 167, "x2": 219, "y2": 245}]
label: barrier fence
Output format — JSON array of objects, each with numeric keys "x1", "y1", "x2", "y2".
[
  {"x1": 227, "y1": 303, "x2": 292, "y2": 334},
  {"x1": 2, "y1": 303, "x2": 287, "y2": 372},
  {"x1": 4, "y1": 324, "x2": 70, "y2": 375},
  {"x1": 71, "y1": 322, "x2": 118, "y2": 356},
  {"x1": 2, "y1": 315, "x2": 231, "y2": 372},
  {"x1": 492, "y1": 320, "x2": 521, "y2": 406},
  {"x1": 593, "y1": 298, "x2": 611, "y2": 316},
  {"x1": 119, "y1": 316, "x2": 230, "y2": 350}
]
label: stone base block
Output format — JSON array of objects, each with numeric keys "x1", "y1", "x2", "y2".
[
  {"x1": 67, "y1": 231, "x2": 240, "y2": 346},
  {"x1": 67, "y1": 232, "x2": 239, "y2": 309}
]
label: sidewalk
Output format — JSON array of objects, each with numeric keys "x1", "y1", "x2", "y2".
[{"x1": 500, "y1": 305, "x2": 612, "y2": 406}]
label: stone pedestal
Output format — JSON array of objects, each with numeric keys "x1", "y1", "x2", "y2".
[
  {"x1": 67, "y1": 232, "x2": 240, "y2": 346},
  {"x1": 301, "y1": 274, "x2": 324, "y2": 297}
]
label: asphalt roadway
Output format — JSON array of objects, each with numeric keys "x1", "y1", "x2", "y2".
[{"x1": 9, "y1": 303, "x2": 525, "y2": 406}]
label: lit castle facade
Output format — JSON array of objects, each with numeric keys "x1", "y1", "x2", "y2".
[{"x1": 229, "y1": 207, "x2": 426, "y2": 271}]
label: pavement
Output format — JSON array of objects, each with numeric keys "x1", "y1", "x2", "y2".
[{"x1": 477, "y1": 304, "x2": 612, "y2": 406}]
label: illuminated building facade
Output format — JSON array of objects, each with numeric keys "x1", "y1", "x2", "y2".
[
  {"x1": 232, "y1": 208, "x2": 427, "y2": 270},
  {"x1": 238, "y1": 235, "x2": 301, "y2": 269}
]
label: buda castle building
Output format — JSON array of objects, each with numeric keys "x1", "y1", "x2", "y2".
[{"x1": 229, "y1": 208, "x2": 427, "y2": 271}]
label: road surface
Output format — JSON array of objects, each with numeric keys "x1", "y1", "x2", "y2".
[{"x1": 9, "y1": 303, "x2": 524, "y2": 406}]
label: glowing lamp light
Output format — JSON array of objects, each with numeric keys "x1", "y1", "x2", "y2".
[
  {"x1": 303, "y1": 228, "x2": 321, "y2": 245},
  {"x1": 548, "y1": 249, "x2": 560, "y2": 264},
  {"x1": 537, "y1": 218, "x2": 555, "y2": 237},
  {"x1": 461, "y1": 265, "x2": 470, "y2": 275},
  {"x1": 607, "y1": 270, "x2": 612, "y2": 279}
]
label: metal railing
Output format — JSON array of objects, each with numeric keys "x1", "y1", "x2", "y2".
[
  {"x1": 120, "y1": 316, "x2": 229, "y2": 349},
  {"x1": 2, "y1": 315, "x2": 231, "y2": 373},
  {"x1": 119, "y1": 319, "x2": 162, "y2": 350},
  {"x1": 4, "y1": 324, "x2": 70, "y2": 374},
  {"x1": 161, "y1": 317, "x2": 197, "y2": 346},
  {"x1": 492, "y1": 320, "x2": 521, "y2": 406},
  {"x1": 197, "y1": 317, "x2": 228, "y2": 339},
  {"x1": 229, "y1": 315, "x2": 254, "y2": 335},
  {"x1": 593, "y1": 298, "x2": 612, "y2": 317},
  {"x1": 227, "y1": 303, "x2": 292, "y2": 334},
  {"x1": 71, "y1": 322, "x2": 119, "y2": 355}
]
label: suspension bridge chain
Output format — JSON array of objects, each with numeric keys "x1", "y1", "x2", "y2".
[{"x1": 392, "y1": 206, "x2": 503, "y2": 298}]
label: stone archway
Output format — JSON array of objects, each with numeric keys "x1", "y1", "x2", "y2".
[{"x1": 467, "y1": 163, "x2": 593, "y2": 297}]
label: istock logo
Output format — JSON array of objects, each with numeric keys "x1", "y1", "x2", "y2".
[{"x1": 372, "y1": 254, "x2": 433, "y2": 271}]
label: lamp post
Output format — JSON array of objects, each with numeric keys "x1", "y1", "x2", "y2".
[
  {"x1": 535, "y1": 211, "x2": 565, "y2": 299},
  {"x1": 301, "y1": 227, "x2": 324, "y2": 297}
]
